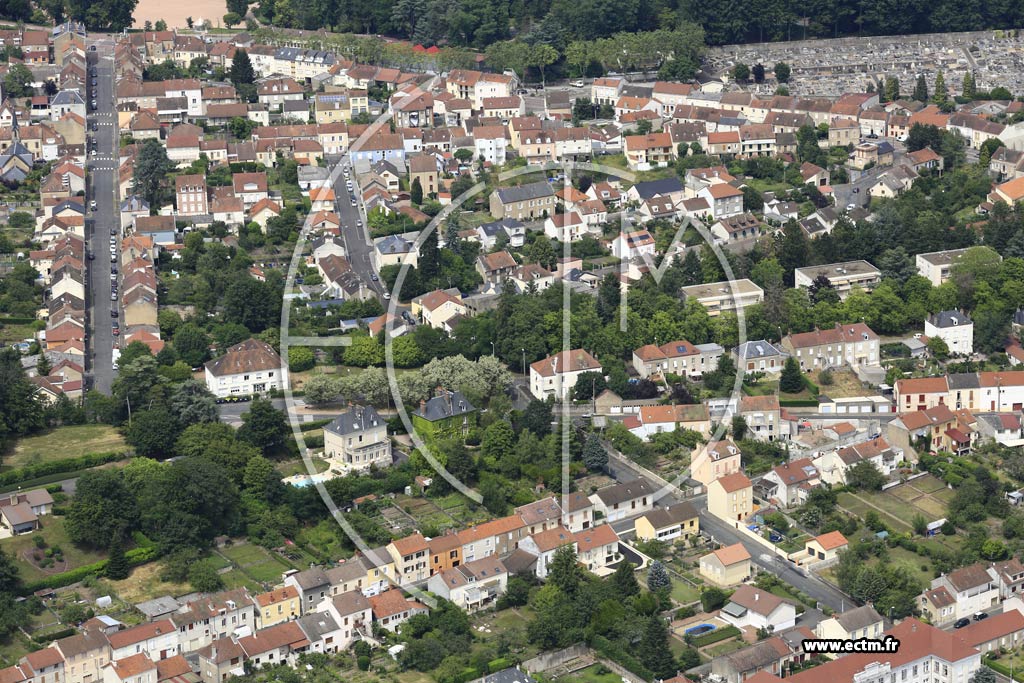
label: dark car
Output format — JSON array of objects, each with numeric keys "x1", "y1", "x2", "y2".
[
  {"x1": 974, "y1": 612, "x2": 989, "y2": 621},
  {"x1": 111, "y1": 309, "x2": 118, "y2": 318},
  {"x1": 91, "y1": 122, "x2": 97, "y2": 131},
  {"x1": 953, "y1": 618, "x2": 971, "y2": 629},
  {"x1": 87, "y1": 252, "x2": 95, "y2": 260}
]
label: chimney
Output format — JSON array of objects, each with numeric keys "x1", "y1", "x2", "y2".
[
  {"x1": 754, "y1": 591, "x2": 759, "y2": 601},
  {"x1": 419, "y1": 400, "x2": 426, "y2": 412}
]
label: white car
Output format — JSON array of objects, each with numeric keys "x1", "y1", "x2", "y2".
[
  {"x1": 570, "y1": 80, "x2": 585, "y2": 87},
  {"x1": 90, "y1": 200, "x2": 97, "y2": 210}
]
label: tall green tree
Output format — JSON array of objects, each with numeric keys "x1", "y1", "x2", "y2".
[
  {"x1": 961, "y1": 71, "x2": 976, "y2": 99},
  {"x1": 582, "y1": 433, "x2": 609, "y2": 472},
  {"x1": 780, "y1": 356, "x2": 804, "y2": 394},
  {"x1": 773, "y1": 62, "x2": 790, "y2": 83},
  {"x1": 66, "y1": 470, "x2": 138, "y2": 549},
  {"x1": 229, "y1": 49, "x2": 255, "y2": 86},
  {"x1": 883, "y1": 76, "x2": 900, "y2": 102},
  {"x1": 410, "y1": 177, "x2": 423, "y2": 205},
  {"x1": 105, "y1": 537, "x2": 131, "y2": 580},
  {"x1": 238, "y1": 397, "x2": 289, "y2": 454},
  {"x1": 132, "y1": 139, "x2": 175, "y2": 208},
  {"x1": 639, "y1": 616, "x2": 677, "y2": 679},
  {"x1": 932, "y1": 70, "x2": 947, "y2": 104},
  {"x1": 913, "y1": 74, "x2": 928, "y2": 102},
  {"x1": 647, "y1": 559, "x2": 670, "y2": 593}
]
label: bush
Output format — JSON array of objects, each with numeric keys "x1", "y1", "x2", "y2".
[
  {"x1": 690, "y1": 625, "x2": 741, "y2": 648},
  {"x1": 0, "y1": 452, "x2": 126, "y2": 490},
  {"x1": 357, "y1": 656, "x2": 371, "y2": 671}
]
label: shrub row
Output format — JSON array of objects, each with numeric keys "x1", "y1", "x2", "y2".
[
  {"x1": 22, "y1": 545, "x2": 159, "y2": 594},
  {"x1": 778, "y1": 399, "x2": 819, "y2": 407},
  {"x1": 590, "y1": 635, "x2": 654, "y2": 680},
  {"x1": 690, "y1": 624, "x2": 741, "y2": 648},
  {"x1": 0, "y1": 452, "x2": 127, "y2": 489}
]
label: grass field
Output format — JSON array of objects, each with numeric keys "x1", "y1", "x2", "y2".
[
  {"x1": 0, "y1": 323, "x2": 37, "y2": 347},
  {"x1": 104, "y1": 561, "x2": 191, "y2": 604},
  {"x1": 220, "y1": 543, "x2": 273, "y2": 566},
  {"x1": 704, "y1": 639, "x2": 748, "y2": 657},
  {"x1": 219, "y1": 542, "x2": 292, "y2": 584},
  {"x1": 1, "y1": 517, "x2": 107, "y2": 583},
  {"x1": 5, "y1": 425, "x2": 126, "y2": 468}
]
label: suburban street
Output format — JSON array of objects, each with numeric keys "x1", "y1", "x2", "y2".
[
  {"x1": 322, "y1": 155, "x2": 383, "y2": 300},
  {"x1": 605, "y1": 445, "x2": 852, "y2": 613},
  {"x1": 85, "y1": 37, "x2": 120, "y2": 394}
]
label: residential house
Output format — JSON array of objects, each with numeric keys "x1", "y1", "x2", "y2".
[
  {"x1": 631, "y1": 339, "x2": 723, "y2": 380},
  {"x1": 283, "y1": 567, "x2": 331, "y2": 614},
  {"x1": 252, "y1": 587, "x2": 301, "y2": 629},
  {"x1": 760, "y1": 458, "x2": 820, "y2": 507},
  {"x1": 626, "y1": 404, "x2": 711, "y2": 441},
  {"x1": 634, "y1": 502, "x2": 700, "y2": 542},
  {"x1": 427, "y1": 558, "x2": 508, "y2": 612},
  {"x1": 720, "y1": 586, "x2": 798, "y2": 632},
  {"x1": 781, "y1": 323, "x2": 880, "y2": 371},
  {"x1": 699, "y1": 543, "x2": 752, "y2": 586},
  {"x1": 734, "y1": 340, "x2": 788, "y2": 376},
  {"x1": 925, "y1": 310, "x2": 974, "y2": 356},
  {"x1": 367, "y1": 591, "x2": 427, "y2": 633},
  {"x1": 489, "y1": 181, "x2": 556, "y2": 220},
  {"x1": 802, "y1": 531, "x2": 848, "y2": 564},
  {"x1": 689, "y1": 439, "x2": 742, "y2": 486},
  {"x1": 323, "y1": 405, "x2": 391, "y2": 473},
  {"x1": 922, "y1": 563, "x2": 999, "y2": 624},
  {"x1": 573, "y1": 524, "x2": 621, "y2": 573},
  {"x1": 529, "y1": 349, "x2": 602, "y2": 400},
  {"x1": 815, "y1": 604, "x2": 884, "y2": 643},
  {"x1": 203, "y1": 339, "x2": 287, "y2": 398},
  {"x1": 707, "y1": 472, "x2": 753, "y2": 523},
  {"x1": 517, "y1": 526, "x2": 576, "y2": 580},
  {"x1": 411, "y1": 390, "x2": 477, "y2": 440},
  {"x1": 794, "y1": 260, "x2": 881, "y2": 300},
  {"x1": 916, "y1": 248, "x2": 989, "y2": 286},
  {"x1": 411, "y1": 289, "x2": 466, "y2": 329},
  {"x1": 588, "y1": 479, "x2": 654, "y2": 523}
]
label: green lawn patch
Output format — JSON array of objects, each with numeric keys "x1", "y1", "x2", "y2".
[
  {"x1": 1, "y1": 517, "x2": 108, "y2": 583},
  {"x1": 559, "y1": 664, "x2": 626, "y2": 683},
  {"x1": 220, "y1": 543, "x2": 272, "y2": 566},
  {"x1": 705, "y1": 639, "x2": 749, "y2": 657},
  {"x1": 244, "y1": 558, "x2": 291, "y2": 583},
  {"x1": 5, "y1": 425, "x2": 127, "y2": 469},
  {"x1": 670, "y1": 578, "x2": 701, "y2": 605}
]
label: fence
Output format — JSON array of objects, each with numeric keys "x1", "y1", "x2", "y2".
[{"x1": 522, "y1": 644, "x2": 590, "y2": 674}]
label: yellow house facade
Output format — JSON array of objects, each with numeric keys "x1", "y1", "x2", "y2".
[
  {"x1": 699, "y1": 543, "x2": 752, "y2": 586},
  {"x1": 253, "y1": 586, "x2": 301, "y2": 628},
  {"x1": 707, "y1": 472, "x2": 753, "y2": 522}
]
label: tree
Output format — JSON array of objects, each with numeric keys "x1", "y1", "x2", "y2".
[
  {"x1": 611, "y1": 561, "x2": 640, "y2": 597},
  {"x1": 3, "y1": 63, "x2": 34, "y2": 98},
  {"x1": 238, "y1": 398, "x2": 289, "y2": 454},
  {"x1": 912, "y1": 513, "x2": 928, "y2": 536},
  {"x1": 229, "y1": 49, "x2": 255, "y2": 86},
  {"x1": 0, "y1": 546, "x2": 22, "y2": 596},
  {"x1": 884, "y1": 76, "x2": 900, "y2": 103},
  {"x1": 927, "y1": 336, "x2": 950, "y2": 360},
  {"x1": 751, "y1": 63, "x2": 765, "y2": 83},
  {"x1": 172, "y1": 323, "x2": 210, "y2": 367},
  {"x1": 961, "y1": 71, "x2": 976, "y2": 99},
  {"x1": 647, "y1": 560, "x2": 671, "y2": 593},
  {"x1": 732, "y1": 415, "x2": 747, "y2": 440},
  {"x1": 548, "y1": 545, "x2": 583, "y2": 596},
  {"x1": 846, "y1": 460, "x2": 886, "y2": 490},
  {"x1": 288, "y1": 346, "x2": 315, "y2": 372},
  {"x1": 223, "y1": 11, "x2": 242, "y2": 26},
  {"x1": 126, "y1": 410, "x2": 182, "y2": 458},
  {"x1": 481, "y1": 421, "x2": 515, "y2": 461},
  {"x1": 773, "y1": 62, "x2": 790, "y2": 83},
  {"x1": 188, "y1": 560, "x2": 224, "y2": 592},
  {"x1": 779, "y1": 356, "x2": 804, "y2": 394},
  {"x1": 701, "y1": 586, "x2": 728, "y2": 611},
  {"x1": 582, "y1": 433, "x2": 608, "y2": 472},
  {"x1": 639, "y1": 616, "x2": 676, "y2": 679},
  {"x1": 970, "y1": 668, "x2": 996, "y2": 683},
  {"x1": 520, "y1": 399, "x2": 553, "y2": 437},
  {"x1": 932, "y1": 71, "x2": 947, "y2": 104},
  {"x1": 105, "y1": 537, "x2": 130, "y2": 580},
  {"x1": 913, "y1": 74, "x2": 928, "y2": 102},
  {"x1": 731, "y1": 62, "x2": 749, "y2": 82},
  {"x1": 303, "y1": 373, "x2": 339, "y2": 405},
  {"x1": 411, "y1": 177, "x2": 423, "y2": 205},
  {"x1": 133, "y1": 139, "x2": 175, "y2": 208},
  {"x1": 66, "y1": 470, "x2": 137, "y2": 549}
]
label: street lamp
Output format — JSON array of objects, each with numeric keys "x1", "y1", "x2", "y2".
[
  {"x1": 490, "y1": 341, "x2": 496, "y2": 356},
  {"x1": 522, "y1": 348, "x2": 526, "y2": 374}
]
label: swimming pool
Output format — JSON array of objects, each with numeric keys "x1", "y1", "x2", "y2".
[
  {"x1": 684, "y1": 624, "x2": 716, "y2": 636},
  {"x1": 288, "y1": 473, "x2": 330, "y2": 488}
]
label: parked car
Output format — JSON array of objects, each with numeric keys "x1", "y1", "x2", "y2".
[
  {"x1": 953, "y1": 618, "x2": 971, "y2": 629},
  {"x1": 974, "y1": 612, "x2": 989, "y2": 622}
]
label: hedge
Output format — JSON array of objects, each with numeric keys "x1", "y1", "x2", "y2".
[
  {"x1": 0, "y1": 316, "x2": 36, "y2": 325},
  {"x1": 778, "y1": 399, "x2": 819, "y2": 408},
  {"x1": 33, "y1": 627, "x2": 76, "y2": 644},
  {"x1": 0, "y1": 452, "x2": 127, "y2": 490},
  {"x1": 590, "y1": 635, "x2": 653, "y2": 681},
  {"x1": 303, "y1": 435, "x2": 324, "y2": 448},
  {"x1": 299, "y1": 419, "x2": 333, "y2": 432},
  {"x1": 690, "y1": 625, "x2": 741, "y2": 648},
  {"x1": 985, "y1": 660, "x2": 1024, "y2": 682},
  {"x1": 22, "y1": 545, "x2": 159, "y2": 594}
]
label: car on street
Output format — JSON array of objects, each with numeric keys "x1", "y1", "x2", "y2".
[
  {"x1": 382, "y1": 292, "x2": 391, "y2": 300},
  {"x1": 953, "y1": 618, "x2": 971, "y2": 629},
  {"x1": 91, "y1": 101, "x2": 97, "y2": 110},
  {"x1": 350, "y1": 199, "x2": 357, "y2": 206},
  {"x1": 110, "y1": 228, "x2": 117, "y2": 235},
  {"x1": 110, "y1": 292, "x2": 117, "y2": 300},
  {"x1": 89, "y1": 45, "x2": 96, "y2": 51},
  {"x1": 111, "y1": 266, "x2": 117, "y2": 274},
  {"x1": 570, "y1": 80, "x2": 585, "y2": 87},
  {"x1": 371, "y1": 274, "x2": 379, "y2": 281},
  {"x1": 90, "y1": 200, "x2": 97, "y2": 210},
  {"x1": 87, "y1": 252, "x2": 94, "y2": 260},
  {"x1": 112, "y1": 328, "x2": 119, "y2": 336},
  {"x1": 974, "y1": 612, "x2": 989, "y2": 621},
  {"x1": 91, "y1": 122, "x2": 97, "y2": 131},
  {"x1": 111, "y1": 309, "x2": 118, "y2": 317}
]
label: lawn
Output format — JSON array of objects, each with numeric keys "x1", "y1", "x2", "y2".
[
  {"x1": 220, "y1": 543, "x2": 274, "y2": 567},
  {"x1": 558, "y1": 664, "x2": 625, "y2": 683},
  {"x1": 5, "y1": 425, "x2": 127, "y2": 469},
  {"x1": 0, "y1": 323, "x2": 37, "y2": 347},
  {"x1": 912, "y1": 474, "x2": 947, "y2": 494},
  {"x1": 244, "y1": 556, "x2": 293, "y2": 583},
  {"x1": 670, "y1": 578, "x2": 701, "y2": 605},
  {"x1": 1, "y1": 517, "x2": 107, "y2": 583},
  {"x1": 704, "y1": 639, "x2": 748, "y2": 657},
  {"x1": 810, "y1": 369, "x2": 865, "y2": 398},
  {"x1": 277, "y1": 457, "x2": 331, "y2": 478},
  {"x1": 221, "y1": 569, "x2": 262, "y2": 592},
  {"x1": 837, "y1": 491, "x2": 912, "y2": 533},
  {"x1": 886, "y1": 546, "x2": 936, "y2": 587}
]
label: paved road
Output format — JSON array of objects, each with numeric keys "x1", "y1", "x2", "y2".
[
  {"x1": 698, "y1": 509, "x2": 852, "y2": 613},
  {"x1": 832, "y1": 164, "x2": 884, "y2": 211},
  {"x1": 322, "y1": 156, "x2": 383, "y2": 300},
  {"x1": 604, "y1": 445, "x2": 853, "y2": 612},
  {"x1": 85, "y1": 38, "x2": 120, "y2": 394}
]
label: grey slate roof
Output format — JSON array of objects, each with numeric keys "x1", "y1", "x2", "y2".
[
  {"x1": 640, "y1": 501, "x2": 699, "y2": 530},
  {"x1": 494, "y1": 181, "x2": 554, "y2": 204},
  {"x1": 736, "y1": 340, "x2": 787, "y2": 360},
  {"x1": 592, "y1": 479, "x2": 654, "y2": 506},
  {"x1": 630, "y1": 177, "x2": 683, "y2": 199},
  {"x1": 296, "y1": 611, "x2": 340, "y2": 641},
  {"x1": 834, "y1": 604, "x2": 882, "y2": 632},
  {"x1": 324, "y1": 405, "x2": 383, "y2": 437},
  {"x1": 484, "y1": 668, "x2": 538, "y2": 683},
  {"x1": 928, "y1": 310, "x2": 972, "y2": 328},
  {"x1": 377, "y1": 234, "x2": 413, "y2": 255},
  {"x1": 289, "y1": 567, "x2": 331, "y2": 591},
  {"x1": 414, "y1": 391, "x2": 475, "y2": 421}
]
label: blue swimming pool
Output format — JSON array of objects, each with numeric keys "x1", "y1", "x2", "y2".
[{"x1": 684, "y1": 623, "x2": 716, "y2": 636}]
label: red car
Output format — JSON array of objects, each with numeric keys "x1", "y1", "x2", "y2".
[{"x1": 112, "y1": 328, "x2": 119, "y2": 336}]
